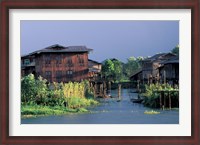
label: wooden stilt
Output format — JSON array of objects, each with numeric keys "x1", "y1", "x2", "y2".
[
  {"x1": 108, "y1": 81, "x2": 111, "y2": 92},
  {"x1": 160, "y1": 91, "x2": 162, "y2": 109},
  {"x1": 169, "y1": 91, "x2": 171, "y2": 110},
  {"x1": 118, "y1": 84, "x2": 121, "y2": 100},
  {"x1": 103, "y1": 81, "x2": 107, "y2": 97},
  {"x1": 100, "y1": 84, "x2": 103, "y2": 97},
  {"x1": 163, "y1": 92, "x2": 166, "y2": 110},
  {"x1": 164, "y1": 70, "x2": 166, "y2": 84},
  {"x1": 94, "y1": 83, "x2": 97, "y2": 98}
]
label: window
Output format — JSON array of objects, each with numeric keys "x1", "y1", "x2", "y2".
[
  {"x1": 77, "y1": 55, "x2": 84, "y2": 66},
  {"x1": 24, "y1": 59, "x2": 30, "y2": 65},
  {"x1": 66, "y1": 57, "x2": 73, "y2": 67},
  {"x1": 56, "y1": 71, "x2": 62, "y2": 82},
  {"x1": 56, "y1": 56, "x2": 62, "y2": 65},
  {"x1": 67, "y1": 70, "x2": 73, "y2": 75},
  {"x1": 80, "y1": 59, "x2": 84, "y2": 66},
  {"x1": 45, "y1": 55, "x2": 51, "y2": 67},
  {"x1": 66, "y1": 70, "x2": 73, "y2": 78},
  {"x1": 56, "y1": 56, "x2": 62, "y2": 67}
]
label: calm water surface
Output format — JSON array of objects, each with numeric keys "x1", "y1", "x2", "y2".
[{"x1": 21, "y1": 89, "x2": 179, "y2": 124}]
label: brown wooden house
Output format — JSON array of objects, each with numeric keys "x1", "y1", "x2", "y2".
[
  {"x1": 88, "y1": 59, "x2": 102, "y2": 80},
  {"x1": 130, "y1": 53, "x2": 177, "y2": 84},
  {"x1": 21, "y1": 55, "x2": 36, "y2": 77},
  {"x1": 129, "y1": 68, "x2": 143, "y2": 83},
  {"x1": 158, "y1": 56, "x2": 179, "y2": 85},
  {"x1": 21, "y1": 44, "x2": 93, "y2": 82}
]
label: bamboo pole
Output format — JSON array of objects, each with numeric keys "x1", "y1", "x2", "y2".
[
  {"x1": 169, "y1": 91, "x2": 171, "y2": 110},
  {"x1": 103, "y1": 81, "x2": 107, "y2": 97},
  {"x1": 94, "y1": 83, "x2": 97, "y2": 98},
  {"x1": 109, "y1": 81, "x2": 111, "y2": 92},
  {"x1": 160, "y1": 91, "x2": 162, "y2": 109},
  {"x1": 100, "y1": 84, "x2": 103, "y2": 97},
  {"x1": 118, "y1": 84, "x2": 121, "y2": 100},
  {"x1": 163, "y1": 92, "x2": 166, "y2": 110}
]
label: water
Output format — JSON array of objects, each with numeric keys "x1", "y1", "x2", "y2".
[{"x1": 21, "y1": 89, "x2": 179, "y2": 124}]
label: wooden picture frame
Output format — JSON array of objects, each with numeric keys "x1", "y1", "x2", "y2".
[{"x1": 0, "y1": 0, "x2": 199, "y2": 144}]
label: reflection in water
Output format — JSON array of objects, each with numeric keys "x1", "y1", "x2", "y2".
[{"x1": 21, "y1": 89, "x2": 179, "y2": 124}]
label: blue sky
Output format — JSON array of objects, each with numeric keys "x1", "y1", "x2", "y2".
[{"x1": 21, "y1": 20, "x2": 179, "y2": 62}]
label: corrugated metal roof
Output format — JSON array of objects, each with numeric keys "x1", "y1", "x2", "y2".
[
  {"x1": 143, "y1": 53, "x2": 176, "y2": 62},
  {"x1": 130, "y1": 68, "x2": 143, "y2": 78},
  {"x1": 150, "y1": 53, "x2": 166, "y2": 60},
  {"x1": 29, "y1": 44, "x2": 93, "y2": 55},
  {"x1": 88, "y1": 59, "x2": 101, "y2": 64},
  {"x1": 21, "y1": 54, "x2": 35, "y2": 58},
  {"x1": 161, "y1": 56, "x2": 179, "y2": 64}
]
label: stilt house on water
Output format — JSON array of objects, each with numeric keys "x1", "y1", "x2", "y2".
[
  {"x1": 88, "y1": 59, "x2": 102, "y2": 81},
  {"x1": 158, "y1": 56, "x2": 179, "y2": 85},
  {"x1": 130, "y1": 53, "x2": 178, "y2": 85},
  {"x1": 21, "y1": 44, "x2": 101, "y2": 82}
]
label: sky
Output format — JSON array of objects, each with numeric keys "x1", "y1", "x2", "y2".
[{"x1": 21, "y1": 20, "x2": 179, "y2": 63}]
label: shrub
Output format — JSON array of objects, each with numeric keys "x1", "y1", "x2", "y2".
[
  {"x1": 35, "y1": 76, "x2": 48, "y2": 105},
  {"x1": 141, "y1": 83, "x2": 179, "y2": 108},
  {"x1": 21, "y1": 74, "x2": 98, "y2": 109},
  {"x1": 21, "y1": 74, "x2": 36, "y2": 104}
]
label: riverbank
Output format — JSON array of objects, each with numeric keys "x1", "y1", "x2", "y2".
[
  {"x1": 21, "y1": 74, "x2": 99, "y2": 118},
  {"x1": 21, "y1": 103, "x2": 98, "y2": 118},
  {"x1": 22, "y1": 89, "x2": 179, "y2": 124}
]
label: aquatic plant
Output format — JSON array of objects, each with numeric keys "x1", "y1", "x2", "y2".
[
  {"x1": 21, "y1": 104, "x2": 90, "y2": 118},
  {"x1": 141, "y1": 83, "x2": 179, "y2": 108},
  {"x1": 144, "y1": 110, "x2": 160, "y2": 115}
]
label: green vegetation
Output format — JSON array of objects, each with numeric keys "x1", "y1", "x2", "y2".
[
  {"x1": 102, "y1": 59, "x2": 123, "y2": 82},
  {"x1": 101, "y1": 57, "x2": 143, "y2": 82},
  {"x1": 21, "y1": 74, "x2": 98, "y2": 118},
  {"x1": 144, "y1": 110, "x2": 160, "y2": 115},
  {"x1": 141, "y1": 83, "x2": 179, "y2": 108},
  {"x1": 171, "y1": 45, "x2": 179, "y2": 55},
  {"x1": 123, "y1": 56, "x2": 143, "y2": 78},
  {"x1": 21, "y1": 105, "x2": 89, "y2": 118},
  {"x1": 101, "y1": 45, "x2": 178, "y2": 83}
]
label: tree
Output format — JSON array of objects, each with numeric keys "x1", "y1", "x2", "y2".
[
  {"x1": 171, "y1": 45, "x2": 179, "y2": 55},
  {"x1": 101, "y1": 59, "x2": 124, "y2": 82},
  {"x1": 124, "y1": 56, "x2": 143, "y2": 78},
  {"x1": 112, "y1": 59, "x2": 123, "y2": 82},
  {"x1": 21, "y1": 74, "x2": 36, "y2": 104},
  {"x1": 35, "y1": 76, "x2": 48, "y2": 105},
  {"x1": 101, "y1": 59, "x2": 114, "y2": 79}
]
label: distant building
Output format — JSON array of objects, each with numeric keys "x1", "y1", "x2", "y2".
[
  {"x1": 88, "y1": 59, "x2": 102, "y2": 80},
  {"x1": 130, "y1": 53, "x2": 178, "y2": 84},
  {"x1": 129, "y1": 68, "x2": 143, "y2": 83},
  {"x1": 158, "y1": 56, "x2": 179, "y2": 85},
  {"x1": 21, "y1": 44, "x2": 94, "y2": 82}
]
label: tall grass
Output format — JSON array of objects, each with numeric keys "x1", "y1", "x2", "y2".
[{"x1": 21, "y1": 74, "x2": 99, "y2": 117}]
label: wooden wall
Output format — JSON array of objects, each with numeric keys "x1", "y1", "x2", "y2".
[{"x1": 35, "y1": 52, "x2": 89, "y2": 82}]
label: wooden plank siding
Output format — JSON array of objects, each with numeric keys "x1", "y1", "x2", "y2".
[
  {"x1": 130, "y1": 53, "x2": 178, "y2": 84},
  {"x1": 159, "y1": 63, "x2": 179, "y2": 85},
  {"x1": 35, "y1": 52, "x2": 89, "y2": 83},
  {"x1": 21, "y1": 44, "x2": 93, "y2": 83}
]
